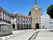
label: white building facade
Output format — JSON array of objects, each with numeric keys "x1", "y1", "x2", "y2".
[
  {"x1": 41, "y1": 14, "x2": 53, "y2": 29},
  {"x1": 0, "y1": 7, "x2": 11, "y2": 24},
  {"x1": 0, "y1": 7, "x2": 12, "y2": 36},
  {"x1": 11, "y1": 14, "x2": 32, "y2": 30}
]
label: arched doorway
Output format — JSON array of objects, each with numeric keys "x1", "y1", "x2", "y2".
[
  {"x1": 36, "y1": 23, "x2": 39, "y2": 29},
  {"x1": 12, "y1": 24, "x2": 15, "y2": 29}
]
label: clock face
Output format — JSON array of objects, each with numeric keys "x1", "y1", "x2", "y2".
[{"x1": 36, "y1": 8, "x2": 38, "y2": 10}]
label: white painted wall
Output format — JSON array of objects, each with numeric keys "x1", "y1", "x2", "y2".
[
  {"x1": 4, "y1": 13, "x2": 11, "y2": 21},
  {"x1": 41, "y1": 14, "x2": 53, "y2": 29},
  {"x1": 0, "y1": 12, "x2": 11, "y2": 21}
]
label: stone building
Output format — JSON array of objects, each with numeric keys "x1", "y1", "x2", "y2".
[
  {"x1": 0, "y1": 7, "x2": 12, "y2": 36},
  {"x1": 11, "y1": 14, "x2": 32, "y2": 30},
  {"x1": 0, "y1": 7, "x2": 11, "y2": 24},
  {"x1": 30, "y1": 2, "x2": 42, "y2": 29},
  {"x1": 0, "y1": 0, "x2": 42, "y2": 30},
  {"x1": 10, "y1": 0, "x2": 42, "y2": 30}
]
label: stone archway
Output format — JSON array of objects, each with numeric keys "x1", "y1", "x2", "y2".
[
  {"x1": 36, "y1": 23, "x2": 39, "y2": 29},
  {"x1": 12, "y1": 24, "x2": 15, "y2": 30}
]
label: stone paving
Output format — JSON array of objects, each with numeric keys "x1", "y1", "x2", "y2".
[
  {"x1": 36, "y1": 32, "x2": 53, "y2": 40},
  {"x1": 8, "y1": 30, "x2": 35, "y2": 40},
  {"x1": 0, "y1": 29, "x2": 35, "y2": 40},
  {"x1": 0, "y1": 29, "x2": 53, "y2": 40},
  {"x1": 8, "y1": 29, "x2": 35, "y2": 40},
  {"x1": 30, "y1": 29, "x2": 53, "y2": 40}
]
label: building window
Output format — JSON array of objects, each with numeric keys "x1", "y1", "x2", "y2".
[
  {"x1": 18, "y1": 16, "x2": 20, "y2": 20},
  {"x1": 21, "y1": 17, "x2": 23, "y2": 21},
  {"x1": 12, "y1": 17, "x2": 14, "y2": 20},
  {"x1": 0, "y1": 12, "x2": 2, "y2": 18}
]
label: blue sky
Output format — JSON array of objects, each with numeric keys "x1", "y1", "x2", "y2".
[{"x1": 0, "y1": 0, "x2": 53, "y2": 16}]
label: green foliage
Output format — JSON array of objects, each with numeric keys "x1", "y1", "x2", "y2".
[
  {"x1": 28, "y1": 11, "x2": 31, "y2": 16},
  {"x1": 47, "y1": 4, "x2": 53, "y2": 18}
]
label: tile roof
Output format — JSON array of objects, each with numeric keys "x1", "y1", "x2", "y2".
[{"x1": 11, "y1": 14, "x2": 32, "y2": 18}]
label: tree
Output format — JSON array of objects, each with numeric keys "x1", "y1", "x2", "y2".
[
  {"x1": 28, "y1": 11, "x2": 31, "y2": 16},
  {"x1": 47, "y1": 4, "x2": 53, "y2": 18}
]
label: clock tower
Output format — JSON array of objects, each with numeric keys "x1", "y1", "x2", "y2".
[{"x1": 31, "y1": 0, "x2": 42, "y2": 29}]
